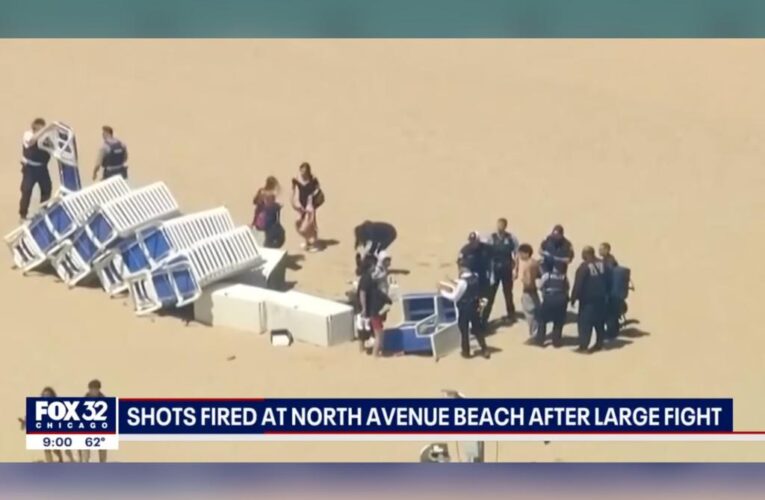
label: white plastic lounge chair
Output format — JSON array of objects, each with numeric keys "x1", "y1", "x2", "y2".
[
  {"x1": 4, "y1": 176, "x2": 130, "y2": 272},
  {"x1": 38, "y1": 122, "x2": 81, "y2": 193},
  {"x1": 127, "y1": 226, "x2": 265, "y2": 315},
  {"x1": 93, "y1": 207, "x2": 235, "y2": 296},
  {"x1": 51, "y1": 182, "x2": 180, "y2": 286}
]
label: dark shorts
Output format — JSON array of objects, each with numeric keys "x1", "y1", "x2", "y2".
[{"x1": 103, "y1": 166, "x2": 128, "y2": 180}]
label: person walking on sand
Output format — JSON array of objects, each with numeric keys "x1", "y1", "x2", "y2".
[
  {"x1": 291, "y1": 162, "x2": 324, "y2": 252},
  {"x1": 483, "y1": 217, "x2": 520, "y2": 325},
  {"x1": 79, "y1": 380, "x2": 108, "y2": 463},
  {"x1": 517, "y1": 243, "x2": 541, "y2": 339},
  {"x1": 92, "y1": 126, "x2": 128, "y2": 181},
  {"x1": 571, "y1": 246, "x2": 609, "y2": 353},
  {"x1": 439, "y1": 264, "x2": 490, "y2": 359},
  {"x1": 18, "y1": 118, "x2": 56, "y2": 223},
  {"x1": 252, "y1": 176, "x2": 285, "y2": 248},
  {"x1": 18, "y1": 387, "x2": 76, "y2": 463}
]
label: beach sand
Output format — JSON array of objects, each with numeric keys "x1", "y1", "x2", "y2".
[{"x1": 0, "y1": 40, "x2": 763, "y2": 462}]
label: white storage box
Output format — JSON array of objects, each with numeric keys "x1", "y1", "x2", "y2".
[
  {"x1": 194, "y1": 284, "x2": 354, "y2": 347},
  {"x1": 193, "y1": 283, "x2": 282, "y2": 334},
  {"x1": 264, "y1": 291, "x2": 354, "y2": 347}
]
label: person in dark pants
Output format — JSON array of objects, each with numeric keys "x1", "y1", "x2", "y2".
[
  {"x1": 357, "y1": 255, "x2": 392, "y2": 357},
  {"x1": 79, "y1": 379, "x2": 108, "y2": 463},
  {"x1": 538, "y1": 260, "x2": 570, "y2": 347},
  {"x1": 354, "y1": 221, "x2": 397, "y2": 270},
  {"x1": 599, "y1": 242, "x2": 631, "y2": 339},
  {"x1": 439, "y1": 265, "x2": 490, "y2": 359},
  {"x1": 539, "y1": 224, "x2": 574, "y2": 273},
  {"x1": 598, "y1": 242, "x2": 618, "y2": 269},
  {"x1": 459, "y1": 232, "x2": 493, "y2": 331},
  {"x1": 92, "y1": 125, "x2": 128, "y2": 181},
  {"x1": 18, "y1": 118, "x2": 55, "y2": 222},
  {"x1": 571, "y1": 246, "x2": 609, "y2": 353},
  {"x1": 483, "y1": 218, "x2": 519, "y2": 325}
]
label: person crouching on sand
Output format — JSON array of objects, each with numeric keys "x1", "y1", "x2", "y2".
[
  {"x1": 291, "y1": 162, "x2": 324, "y2": 253},
  {"x1": 18, "y1": 387, "x2": 76, "y2": 463},
  {"x1": 252, "y1": 176, "x2": 285, "y2": 248}
]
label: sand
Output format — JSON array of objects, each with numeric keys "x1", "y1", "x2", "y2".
[{"x1": 0, "y1": 40, "x2": 763, "y2": 462}]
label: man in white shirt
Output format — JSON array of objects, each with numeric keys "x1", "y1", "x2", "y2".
[
  {"x1": 439, "y1": 264, "x2": 490, "y2": 359},
  {"x1": 18, "y1": 118, "x2": 55, "y2": 222}
]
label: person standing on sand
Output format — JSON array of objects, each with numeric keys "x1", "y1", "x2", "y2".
[
  {"x1": 540, "y1": 225, "x2": 574, "y2": 273},
  {"x1": 517, "y1": 244, "x2": 541, "y2": 339},
  {"x1": 92, "y1": 126, "x2": 128, "y2": 181},
  {"x1": 79, "y1": 380, "x2": 108, "y2": 463},
  {"x1": 357, "y1": 256, "x2": 391, "y2": 357},
  {"x1": 439, "y1": 264, "x2": 490, "y2": 359},
  {"x1": 458, "y1": 232, "x2": 493, "y2": 332},
  {"x1": 538, "y1": 260, "x2": 570, "y2": 347},
  {"x1": 18, "y1": 387, "x2": 76, "y2": 463},
  {"x1": 571, "y1": 246, "x2": 609, "y2": 353},
  {"x1": 252, "y1": 176, "x2": 285, "y2": 248},
  {"x1": 291, "y1": 162, "x2": 323, "y2": 253},
  {"x1": 18, "y1": 118, "x2": 56, "y2": 223},
  {"x1": 599, "y1": 242, "x2": 632, "y2": 339},
  {"x1": 483, "y1": 218, "x2": 520, "y2": 325}
]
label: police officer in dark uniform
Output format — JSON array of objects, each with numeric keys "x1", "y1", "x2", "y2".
[
  {"x1": 599, "y1": 242, "x2": 631, "y2": 340},
  {"x1": 458, "y1": 232, "x2": 492, "y2": 331},
  {"x1": 540, "y1": 224, "x2": 574, "y2": 273},
  {"x1": 92, "y1": 125, "x2": 128, "y2": 181},
  {"x1": 570, "y1": 246, "x2": 609, "y2": 352},
  {"x1": 18, "y1": 118, "x2": 55, "y2": 222},
  {"x1": 439, "y1": 265, "x2": 490, "y2": 359},
  {"x1": 483, "y1": 218, "x2": 519, "y2": 325},
  {"x1": 538, "y1": 260, "x2": 570, "y2": 347}
]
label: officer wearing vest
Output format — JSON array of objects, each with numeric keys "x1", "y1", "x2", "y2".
[
  {"x1": 540, "y1": 224, "x2": 574, "y2": 273},
  {"x1": 570, "y1": 246, "x2": 610, "y2": 352},
  {"x1": 538, "y1": 261, "x2": 570, "y2": 347},
  {"x1": 92, "y1": 125, "x2": 128, "y2": 181},
  {"x1": 439, "y1": 265, "x2": 490, "y2": 359},
  {"x1": 18, "y1": 118, "x2": 55, "y2": 222},
  {"x1": 598, "y1": 242, "x2": 631, "y2": 339},
  {"x1": 482, "y1": 218, "x2": 520, "y2": 326},
  {"x1": 458, "y1": 232, "x2": 493, "y2": 332}
]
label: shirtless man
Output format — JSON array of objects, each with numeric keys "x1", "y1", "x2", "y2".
[{"x1": 517, "y1": 244, "x2": 541, "y2": 338}]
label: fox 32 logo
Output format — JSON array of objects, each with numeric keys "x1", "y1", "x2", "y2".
[{"x1": 26, "y1": 398, "x2": 117, "y2": 433}]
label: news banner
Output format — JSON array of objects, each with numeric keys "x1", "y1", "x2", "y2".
[{"x1": 26, "y1": 397, "x2": 746, "y2": 450}]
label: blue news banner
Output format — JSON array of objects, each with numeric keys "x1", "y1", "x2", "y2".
[{"x1": 26, "y1": 398, "x2": 733, "y2": 450}]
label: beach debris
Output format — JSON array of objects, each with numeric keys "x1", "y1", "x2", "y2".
[{"x1": 270, "y1": 328, "x2": 293, "y2": 347}]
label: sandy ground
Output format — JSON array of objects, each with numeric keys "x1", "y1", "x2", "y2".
[{"x1": 0, "y1": 40, "x2": 763, "y2": 462}]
